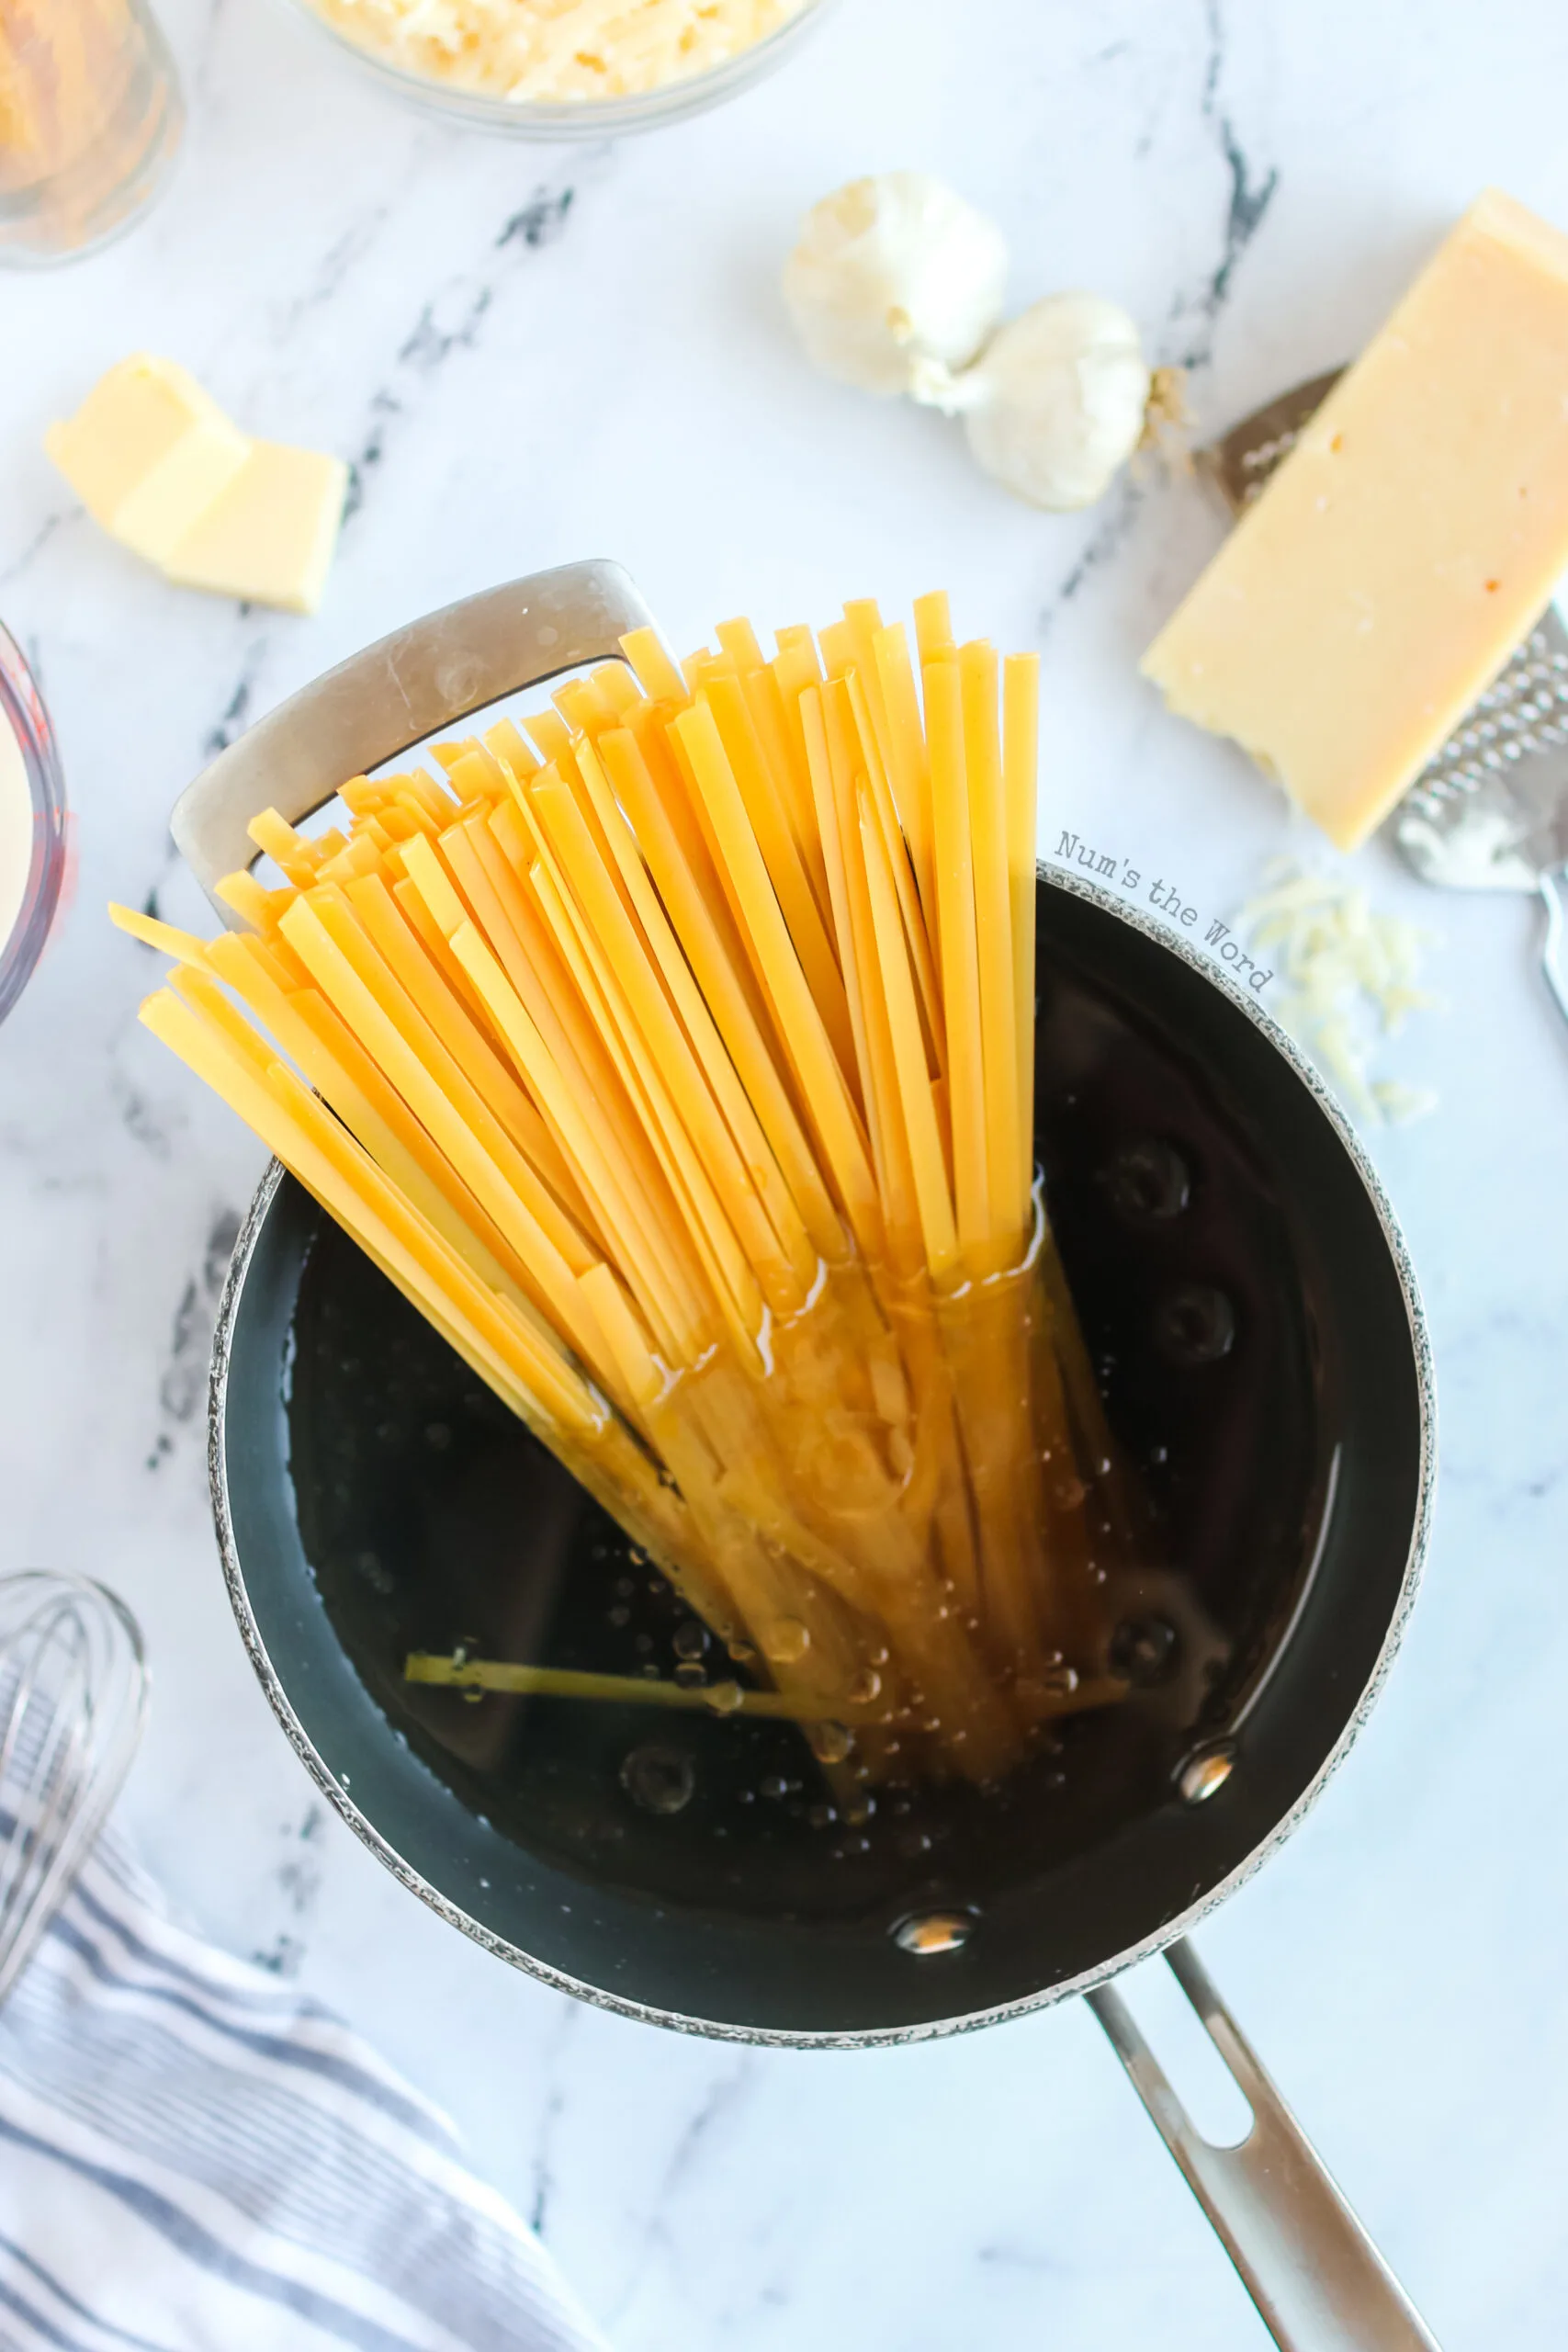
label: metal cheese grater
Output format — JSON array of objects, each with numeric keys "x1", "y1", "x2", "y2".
[{"x1": 1200, "y1": 373, "x2": 1568, "y2": 1027}]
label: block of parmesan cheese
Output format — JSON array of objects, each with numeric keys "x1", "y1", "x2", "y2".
[{"x1": 1142, "y1": 189, "x2": 1568, "y2": 850}]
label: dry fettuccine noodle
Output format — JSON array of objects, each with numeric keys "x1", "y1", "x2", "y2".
[{"x1": 115, "y1": 594, "x2": 1130, "y2": 1788}]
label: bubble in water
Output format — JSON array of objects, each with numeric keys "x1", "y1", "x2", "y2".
[
  {"x1": 607, "y1": 1605, "x2": 631, "y2": 1629},
  {"x1": 1111, "y1": 1614, "x2": 1179, "y2": 1687},
  {"x1": 1102, "y1": 1138, "x2": 1191, "y2": 1226},
  {"x1": 423, "y1": 1421, "x2": 453, "y2": 1451},
  {"x1": 1155, "y1": 1284, "x2": 1237, "y2": 1367},
  {"x1": 760, "y1": 1774, "x2": 792, "y2": 1801},
  {"x1": 672, "y1": 1620, "x2": 709, "y2": 1662},
  {"x1": 807, "y1": 1803, "x2": 837, "y2": 1829},
  {"x1": 1149, "y1": 1443, "x2": 1170, "y2": 1466},
  {"x1": 1042, "y1": 1664, "x2": 1079, "y2": 1699},
  {"x1": 705, "y1": 1680, "x2": 744, "y2": 1714},
  {"x1": 844, "y1": 1792, "x2": 876, "y2": 1826},
  {"x1": 893, "y1": 1909, "x2": 976, "y2": 1956},
  {"x1": 614, "y1": 1577, "x2": 636, "y2": 1599},
  {"x1": 808, "y1": 1721, "x2": 854, "y2": 1763},
  {"x1": 762, "y1": 1618, "x2": 811, "y2": 1664},
  {"x1": 634, "y1": 1634, "x2": 655, "y2": 1655},
  {"x1": 673, "y1": 1661, "x2": 707, "y2": 1690},
  {"x1": 869, "y1": 1644, "x2": 890, "y2": 1667},
  {"x1": 728, "y1": 1638, "x2": 759, "y2": 1668},
  {"x1": 848, "y1": 1668, "x2": 883, "y2": 1706},
  {"x1": 895, "y1": 1826, "x2": 932, "y2": 1859},
  {"x1": 620, "y1": 1745, "x2": 694, "y2": 1815}
]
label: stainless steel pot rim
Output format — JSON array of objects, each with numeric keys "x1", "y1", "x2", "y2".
[{"x1": 208, "y1": 863, "x2": 1438, "y2": 2050}]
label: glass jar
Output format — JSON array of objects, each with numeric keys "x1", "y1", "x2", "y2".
[
  {"x1": 0, "y1": 0, "x2": 184, "y2": 267},
  {"x1": 0, "y1": 626, "x2": 69, "y2": 1026},
  {"x1": 280, "y1": 0, "x2": 836, "y2": 138}
]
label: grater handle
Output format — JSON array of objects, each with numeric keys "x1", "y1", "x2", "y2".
[
  {"x1": 1538, "y1": 866, "x2": 1568, "y2": 1033},
  {"x1": 1089, "y1": 1939, "x2": 1440, "y2": 2352},
  {"x1": 170, "y1": 559, "x2": 658, "y2": 922}
]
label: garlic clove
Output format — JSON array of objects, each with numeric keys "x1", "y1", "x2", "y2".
[
  {"x1": 908, "y1": 355, "x2": 989, "y2": 417},
  {"x1": 947, "y1": 292, "x2": 1153, "y2": 511},
  {"x1": 783, "y1": 172, "x2": 1010, "y2": 400}
]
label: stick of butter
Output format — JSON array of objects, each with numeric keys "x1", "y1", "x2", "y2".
[
  {"x1": 1142, "y1": 189, "x2": 1568, "y2": 852},
  {"x1": 44, "y1": 357, "x2": 252, "y2": 569},
  {"x1": 46, "y1": 356, "x2": 348, "y2": 616},
  {"x1": 163, "y1": 443, "x2": 348, "y2": 617}
]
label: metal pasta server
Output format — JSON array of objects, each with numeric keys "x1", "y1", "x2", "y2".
[
  {"x1": 177, "y1": 560, "x2": 1441, "y2": 2352},
  {"x1": 1202, "y1": 373, "x2": 1568, "y2": 1027}
]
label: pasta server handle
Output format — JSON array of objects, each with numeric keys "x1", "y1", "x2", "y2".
[
  {"x1": 1089, "y1": 1939, "x2": 1440, "y2": 2351},
  {"x1": 170, "y1": 558, "x2": 657, "y2": 922}
]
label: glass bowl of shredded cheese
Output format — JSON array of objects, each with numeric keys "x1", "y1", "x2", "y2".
[{"x1": 287, "y1": 0, "x2": 835, "y2": 135}]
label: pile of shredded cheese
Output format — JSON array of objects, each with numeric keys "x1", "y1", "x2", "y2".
[
  {"x1": 307, "y1": 0, "x2": 812, "y2": 103},
  {"x1": 1236, "y1": 862, "x2": 1440, "y2": 1126}
]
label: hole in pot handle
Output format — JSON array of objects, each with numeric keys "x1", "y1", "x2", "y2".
[
  {"x1": 1088, "y1": 1939, "x2": 1441, "y2": 2352},
  {"x1": 169, "y1": 559, "x2": 657, "y2": 922}
]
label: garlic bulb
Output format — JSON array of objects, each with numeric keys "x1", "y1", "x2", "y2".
[
  {"x1": 913, "y1": 293, "x2": 1152, "y2": 511},
  {"x1": 783, "y1": 173, "x2": 1010, "y2": 400}
]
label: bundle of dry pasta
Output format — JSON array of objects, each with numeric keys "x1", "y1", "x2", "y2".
[{"x1": 114, "y1": 593, "x2": 1125, "y2": 1786}]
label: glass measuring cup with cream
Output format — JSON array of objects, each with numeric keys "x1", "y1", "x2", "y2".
[{"x1": 0, "y1": 626, "x2": 68, "y2": 1024}]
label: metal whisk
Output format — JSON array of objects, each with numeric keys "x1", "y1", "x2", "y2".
[{"x1": 0, "y1": 1572, "x2": 149, "y2": 2004}]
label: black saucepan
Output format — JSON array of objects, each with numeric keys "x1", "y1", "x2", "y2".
[{"x1": 192, "y1": 571, "x2": 1439, "y2": 2348}]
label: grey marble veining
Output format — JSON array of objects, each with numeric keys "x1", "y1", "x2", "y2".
[{"x1": 5, "y1": 1, "x2": 1568, "y2": 2344}]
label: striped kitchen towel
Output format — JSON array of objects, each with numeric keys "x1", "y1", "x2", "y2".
[{"x1": 0, "y1": 1833, "x2": 609, "y2": 2352}]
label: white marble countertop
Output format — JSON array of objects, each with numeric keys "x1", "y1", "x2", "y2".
[{"x1": 6, "y1": 1, "x2": 1568, "y2": 2343}]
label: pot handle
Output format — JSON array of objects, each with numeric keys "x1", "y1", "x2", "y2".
[
  {"x1": 1089, "y1": 1939, "x2": 1440, "y2": 2351},
  {"x1": 169, "y1": 558, "x2": 657, "y2": 922}
]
